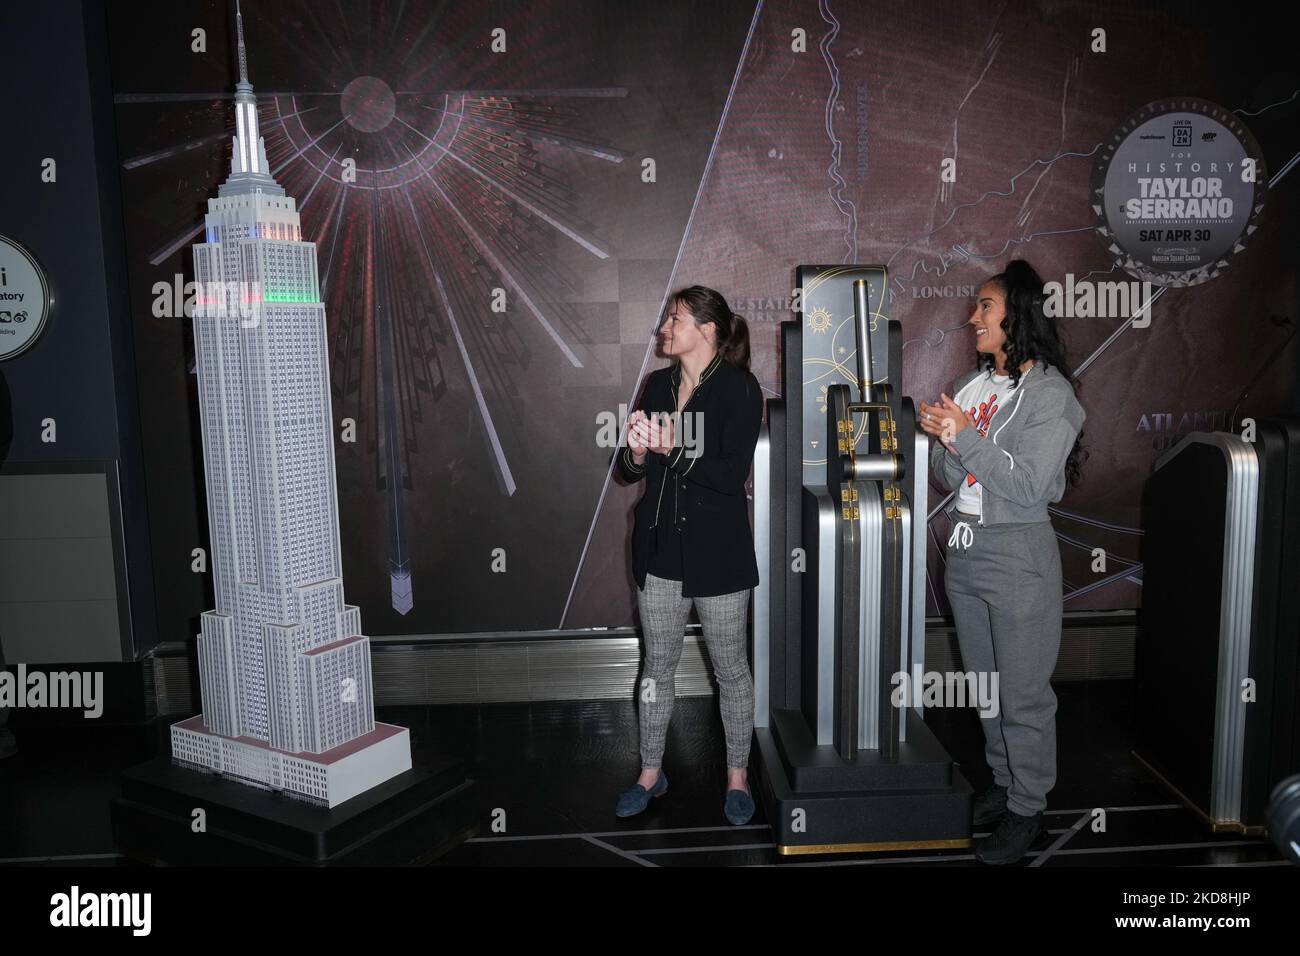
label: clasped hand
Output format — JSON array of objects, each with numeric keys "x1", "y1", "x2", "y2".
[
  {"x1": 627, "y1": 409, "x2": 677, "y2": 457},
  {"x1": 917, "y1": 393, "x2": 974, "y2": 450}
]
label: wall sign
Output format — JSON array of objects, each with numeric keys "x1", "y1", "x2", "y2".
[
  {"x1": 0, "y1": 233, "x2": 53, "y2": 360},
  {"x1": 1091, "y1": 97, "x2": 1268, "y2": 287}
]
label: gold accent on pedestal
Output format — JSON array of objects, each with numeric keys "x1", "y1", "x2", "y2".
[{"x1": 778, "y1": 837, "x2": 972, "y2": 856}]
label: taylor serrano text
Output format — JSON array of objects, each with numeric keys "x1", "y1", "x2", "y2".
[{"x1": 1124, "y1": 176, "x2": 1233, "y2": 219}]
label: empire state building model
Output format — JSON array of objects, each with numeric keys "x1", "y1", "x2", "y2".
[{"x1": 171, "y1": 5, "x2": 411, "y2": 807}]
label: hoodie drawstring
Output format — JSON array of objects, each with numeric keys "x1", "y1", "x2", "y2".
[
  {"x1": 990, "y1": 362, "x2": 1036, "y2": 473},
  {"x1": 948, "y1": 519, "x2": 974, "y2": 552}
]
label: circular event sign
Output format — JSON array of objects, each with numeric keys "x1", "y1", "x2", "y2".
[
  {"x1": 0, "y1": 232, "x2": 53, "y2": 360},
  {"x1": 1091, "y1": 97, "x2": 1268, "y2": 287}
]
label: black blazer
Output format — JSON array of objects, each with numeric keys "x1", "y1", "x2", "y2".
[{"x1": 614, "y1": 352, "x2": 764, "y2": 598}]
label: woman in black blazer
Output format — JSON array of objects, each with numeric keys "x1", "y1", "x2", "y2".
[{"x1": 613, "y1": 286, "x2": 764, "y2": 825}]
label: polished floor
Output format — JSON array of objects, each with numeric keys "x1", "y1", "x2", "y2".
[{"x1": 0, "y1": 680, "x2": 1289, "y2": 867}]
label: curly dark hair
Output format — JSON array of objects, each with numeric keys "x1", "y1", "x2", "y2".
[{"x1": 980, "y1": 260, "x2": 1088, "y2": 486}]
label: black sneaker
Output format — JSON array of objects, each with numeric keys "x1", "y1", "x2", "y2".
[
  {"x1": 972, "y1": 783, "x2": 1008, "y2": 828},
  {"x1": 974, "y1": 809, "x2": 1043, "y2": 865}
]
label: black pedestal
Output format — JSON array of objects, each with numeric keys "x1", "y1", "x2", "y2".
[
  {"x1": 756, "y1": 708, "x2": 972, "y2": 854},
  {"x1": 111, "y1": 755, "x2": 478, "y2": 865}
]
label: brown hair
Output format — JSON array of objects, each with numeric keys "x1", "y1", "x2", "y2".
[{"x1": 669, "y1": 285, "x2": 751, "y2": 371}]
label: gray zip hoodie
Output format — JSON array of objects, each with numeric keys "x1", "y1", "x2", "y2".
[{"x1": 929, "y1": 361, "x2": 1085, "y2": 526}]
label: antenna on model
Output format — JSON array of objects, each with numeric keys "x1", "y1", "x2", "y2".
[{"x1": 235, "y1": 0, "x2": 249, "y2": 86}]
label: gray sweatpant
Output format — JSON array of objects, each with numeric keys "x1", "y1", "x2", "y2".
[
  {"x1": 636, "y1": 572, "x2": 753, "y2": 769},
  {"x1": 943, "y1": 510, "x2": 1063, "y2": 816}
]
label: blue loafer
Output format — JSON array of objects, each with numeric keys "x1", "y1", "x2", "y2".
[
  {"x1": 615, "y1": 772, "x2": 668, "y2": 817},
  {"x1": 724, "y1": 788, "x2": 754, "y2": 825}
]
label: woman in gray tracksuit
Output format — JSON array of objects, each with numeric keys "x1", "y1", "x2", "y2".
[{"x1": 918, "y1": 259, "x2": 1086, "y2": 866}]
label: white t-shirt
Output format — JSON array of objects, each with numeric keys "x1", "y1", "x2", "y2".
[{"x1": 952, "y1": 369, "x2": 1017, "y2": 516}]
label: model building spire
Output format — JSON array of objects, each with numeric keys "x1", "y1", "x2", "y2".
[
  {"x1": 227, "y1": 0, "x2": 272, "y2": 185},
  {"x1": 235, "y1": 0, "x2": 249, "y2": 85}
]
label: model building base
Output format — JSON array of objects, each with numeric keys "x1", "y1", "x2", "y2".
[
  {"x1": 171, "y1": 716, "x2": 412, "y2": 808},
  {"x1": 111, "y1": 751, "x2": 478, "y2": 866}
]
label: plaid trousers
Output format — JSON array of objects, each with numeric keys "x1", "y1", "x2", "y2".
[{"x1": 636, "y1": 572, "x2": 753, "y2": 769}]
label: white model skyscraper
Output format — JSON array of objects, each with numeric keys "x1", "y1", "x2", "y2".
[{"x1": 171, "y1": 3, "x2": 411, "y2": 807}]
